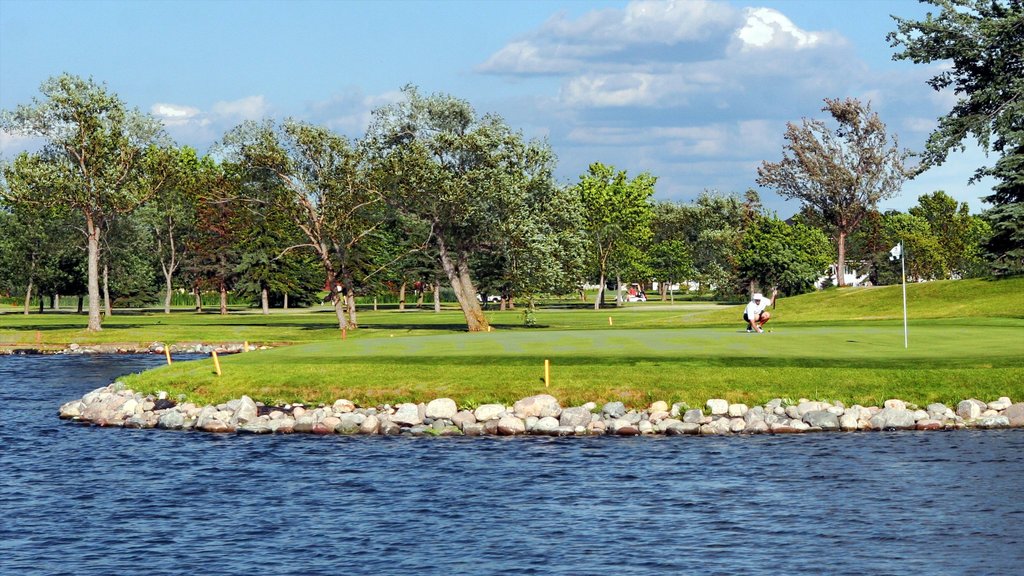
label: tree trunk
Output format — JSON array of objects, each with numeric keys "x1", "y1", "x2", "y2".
[
  {"x1": 284, "y1": 292, "x2": 289, "y2": 310},
  {"x1": 163, "y1": 271, "x2": 174, "y2": 314},
  {"x1": 435, "y1": 233, "x2": 488, "y2": 331},
  {"x1": 77, "y1": 296, "x2": 83, "y2": 313},
  {"x1": 346, "y1": 288, "x2": 358, "y2": 327},
  {"x1": 85, "y1": 213, "x2": 102, "y2": 331},
  {"x1": 836, "y1": 231, "x2": 848, "y2": 287},
  {"x1": 594, "y1": 272, "x2": 605, "y2": 310},
  {"x1": 398, "y1": 282, "x2": 406, "y2": 311},
  {"x1": 616, "y1": 274, "x2": 623, "y2": 306},
  {"x1": 38, "y1": 295, "x2": 44, "y2": 314},
  {"x1": 261, "y1": 286, "x2": 269, "y2": 315},
  {"x1": 194, "y1": 286, "x2": 202, "y2": 312},
  {"x1": 23, "y1": 279, "x2": 33, "y2": 315},
  {"x1": 433, "y1": 281, "x2": 441, "y2": 313},
  {"x1": 103, "y1": 263, "x2": 112, "y2": 317},
  {"x1": 53, "y1": 293, "x2": 60, "y2": 311},
  {"x1": 373, "y1": 296, "x2": 378, "y2": 311},
  {"x1": 578, "y1": 288, "x2": 586, "y2": 302},
  {"x1": 417, "y1": 287, "x2": 425, "y2": 308},
  {"x1": 219, "y1": 280, "x2": 228, "y2": 315}
]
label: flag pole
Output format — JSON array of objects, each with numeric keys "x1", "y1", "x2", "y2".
[{"x1": 901, "y1": 240, "x2": 908, "y2": 349}]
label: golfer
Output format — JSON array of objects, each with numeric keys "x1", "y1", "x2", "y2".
[{"x1": 743, "y1": 289, "x2": 776, "y2": 333}]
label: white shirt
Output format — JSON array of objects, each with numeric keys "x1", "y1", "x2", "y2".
[{"x1": 745, "y1": 298, "x2": 769, "y2": 318}]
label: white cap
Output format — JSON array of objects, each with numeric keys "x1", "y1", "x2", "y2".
[{"x1": 753, "y1": 293, "x2": 764, "y2": 300}]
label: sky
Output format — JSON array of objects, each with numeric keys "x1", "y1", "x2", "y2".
[{"x1": 0, "y1": 0, "x2": 999, "y2": 216}]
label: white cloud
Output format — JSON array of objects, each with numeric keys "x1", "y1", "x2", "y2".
[
  {"x1": 211, "y1": 95, "x2": 269, "y2": 121},
  {"x1": 0, "y1": 130, "x2": 44, "y2": 157},
  {"x1": 150, "y1": 103, "x2": 204, "y2": 127},
  {"x1": 734, "y1": 7, "x2": 832, "y2": 52}
]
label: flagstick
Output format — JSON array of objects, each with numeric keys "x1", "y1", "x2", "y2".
[{"x1": 901, "y1": 241, "x2": 908, "y2": 349}]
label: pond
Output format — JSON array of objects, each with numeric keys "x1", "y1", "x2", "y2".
[{"x1": 1, "y1": 354, "x2": 1022, "y2": 575}]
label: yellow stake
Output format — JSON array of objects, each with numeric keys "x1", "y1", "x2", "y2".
[
  {"x1": 608, "y1": 316, "x2": 613, "y2": 326},
  {"x1": 544, "y1": 359, "x2": 550, "y2": 388},
  {"x1": 164, "y1": 347, "x2": 172, "y2": 365},
  {"x1": 243, "y1": 340, "x2": 249, "y2": 352},
  {"x1": 212, "y1": 350, "x2": 222, "y2": 376}
]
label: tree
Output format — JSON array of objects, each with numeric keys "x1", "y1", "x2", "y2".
[
  {"x1": 882, "y1": 212, "x2": 948, "y2": 281},
  {"x1": 648, "y1": 240, "x2": 693, "y2": 301},
  {"x1": 367, "y1": 86, "x2": 558, "y2": 330},
  {"x1": 0, "y1": 74, "x2": 170, "y2": 330},
  {"x1": 909, "y1": 191, "x2": 991, "y2": 278},
  {"x1": 757, "y1": 97, "x2": 911, "y2": 286},
  {"x1": 574, "y1": 162, "x2": 656, "y2": 309},
  {"x1": 737, "y1": 215, "x2": 833, "y2": 296},
  {"x1": 889, "y1": 0, "x2": 1024, "y2": 275},
  {"x1": 681, "y1": 192, "x2": 746, "y2": 295},
  {"x1": 221, "y1": 119, "x2": 382, "y2": 330}
]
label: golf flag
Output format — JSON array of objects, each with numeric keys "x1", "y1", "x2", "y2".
[{"x1": 889, "y1": 242, "x2": 902, "y2": 261}]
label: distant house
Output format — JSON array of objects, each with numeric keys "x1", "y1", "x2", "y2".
[{"x1": 816, "y1": 262, "x2": 870, "y2": 288}]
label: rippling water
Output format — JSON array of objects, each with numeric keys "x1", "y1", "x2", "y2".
[{"x1": 1, "y1": 354, "x2": 1022, "y2": 575}]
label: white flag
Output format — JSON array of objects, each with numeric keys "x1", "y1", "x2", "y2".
[{"x1": 889, "y1": 243, "x2": 902, "y2": 261}]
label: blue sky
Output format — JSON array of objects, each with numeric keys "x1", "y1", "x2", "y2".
[{"x1": 0, "y1": 0, "x2": 997, "y2": 215}]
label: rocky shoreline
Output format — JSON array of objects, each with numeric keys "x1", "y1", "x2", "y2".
[
  {"x1": 59, "y1": 386, "x2": 1024, "y2": 436},
  {"x1": 2, "y1": 342, "x2": 254, "y2": 355}
]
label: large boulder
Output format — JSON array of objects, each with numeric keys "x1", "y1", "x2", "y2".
[
  {"x1": 803, "y1": 410, "x2": 840, "y2": 431},
  {"x1": 497, "y1": 415, "x2": 526, "y2": 435},
  {"x1": 391, "y1": 403, "x2": 423, "y2": 426},
  {"x1": 425, "y1": 398, "x2": 458, "y2": 420},
  {"x1": 602, "y1": 401, "x2": 626, "y2": 419},
  {"x1": 957, "y1": 399, "x2": 986, "y2": 420},
  {"x1": 231, "y1": 395, "x2": 258, "y2": 425},
  {"x1": 514, "y1": 394, "x2": 561, "y2": 418},
  {"x1": 559, "y1": 406, "x2": 593, "y2": 428},
  {"x1": 1005, "y1": 403, "x2": 1024, "y2": 427},
  {"x1": 870, "y1": 408, "x2": 916, "y2": 430},
  {"x1": 706, "y1": 399, "x2": 728, "y2": 415},
  {"x1": 474, "y1": 404, "x2": 506, "y2": 422}
]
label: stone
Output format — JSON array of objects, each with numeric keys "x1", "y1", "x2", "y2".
[
  {"x1": 883, "y1": 399, "x2": 907, "y2": 411},
  {"x1": 682, "y1": 409, "x2": 704, "y2": 424},
  {"x1": 1005, "y1": 403, "x2": 1024, "y2": 427},
  {"x1": 912, "y1": 410, "x2": 929, "y2": 422},
  {"x1": 359, "y1": 415, "x2": 380, "y2": 435},
  {"x1": 926, "y1": 403, "x2": 949, "y2": 418},
  {"x1": 513, "y1": 394, "x2": 560, "y2": 418},
  {"x1": 706, "y1": 399, "x2": 728, "y2": 415},
  {"x1": 839, "y1": 413, "x2": 859, "y2": 431},
  {"x1": 332, "y1": 399, "x2": 355, "y2": 413},
  {"x1": 743, "y1": 406, "x2": 765, "y2": 425},
  {"x1": 587, "y1": 420, "x2": 607, "y2": 434},
  {"x1": 533, "y1": 416, "x2": 559, "y2": 434},
  {"x1": 728, "y1": 404, "x2": 748, "y2": 417},
  {"x1": 770, "y1": 422, "x2": 800, "y2": 434},
  {"x1": 988, "y1": 397, "x2": 1013, "y2": 411},
  {"x1": 796, "y1": 401, "x2": 827, "y2": 417},
  {"x1": 474, "y1": 404, "x2": 506, "y2": 422},
  {"x1": 451, "y1": 411, "x2": 477, "y2": 430},
  {"x1": 425, "y1": 398, "x2": 458, "y2": 420},
  {"x1": 232, "y1": 395, "x2": 258, "y2": 425},
  {"x1": 462, "y1": 423, "x2": 485, "y2": 436},
  {"x1": 785, "y1": 405, "x2": 801, "y2": 420},
  {"x1": 915, "y1": 419, "x2": 943, "y2": 431},
  {"x1": 609, "y1": 418, "x2": 632, "y2": 433},
  {"x1": 803, "y1": 410, "x2": 840, "y2": 431},
  {"x1": 616, "y1": 425, "x2": 640, "y2": 436},
  {"x1": 379, "y1": 420, "x2": 402, "y2": 435},
  {"x1": 648, "y1": 411, "x2": 670, "y2": 423},
  {"x1": 524, "y1": 416, "x2": 539, "y2": 431},
  {"x1": 497, "y1": 415, "x2": 526, "y2": 435},
  {"x1": 638, "y1": 420, "x2": 655, "y2": 434},
  {"x1": 559, "y1": 407, "x2": 592, "y2": 428},
  {"x1": 870, "y1": 408, "x2": 916, "y2": 430},
  {"x1": 392, "y1": 403, "x2": 423, "y2": 426},
  {"x1": 976, "y1": 416, "x2": 1010, "y2": 429},
  {"x1": 656, "y1": 418, "x2": 683, "y2": 433},
  {"x1": 957, "y1": 399, "x2": 985, "y2": 420},
  {"x1": 648, "y1": 400, "x2": 668, "y2": 413},
  {"x1": 602, "y1": 402, "x2": 626, "y2": 418},
  {"x1": 745, "y1": 420, "x2": 769, "y2": 434},
  {"x1": 729, "y1": 418, "x2": 746, "y2": 433},
  {"x1": 157, "y1": 409, "x2": 186, "y2": 428},
  {"x1": 59, "y1": 400, "x2": 85, "y2": 419},
  {"x1": 238, "y1": 419, "x2": 274, "y2": 434},
  {"x1": 666, "y1": 422, "x2": 699, "y2": 435}
]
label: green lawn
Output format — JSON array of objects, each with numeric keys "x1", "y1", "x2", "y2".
[{"x1": 4, "y1": 277, "x2": 1022, "y2": 409}]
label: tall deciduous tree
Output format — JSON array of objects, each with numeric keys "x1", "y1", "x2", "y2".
[
  {"x1": 221, "y1": 119, "x2": 380, "y2": 330},
  {"x1": 737, "y1": 215, "x2": 833, "y2": 295},
  {"x1": 909, "y1": 191, "x2": 991, "y2": 278},
  {"x1": 0, "y1": 74, "x2": 170, "y2": 330},
  {"x1": 367, "y1": 86, "x2": 557, "y2": 330},
  {"x1": 757, "y1": 98, "x2": 911, "y2": 286},
  {"x1": 889, "y1": 0, "x2": 1024, "y2": 275},
  {"x1": 574, "y1": 162, "x2": 656, "y2": 309}
]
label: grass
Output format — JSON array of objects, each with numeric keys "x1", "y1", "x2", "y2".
[{"x1": 4, "y1": 277, "x2": 1022, "y2": 409}]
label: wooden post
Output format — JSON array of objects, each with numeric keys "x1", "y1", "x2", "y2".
[
  {"x1": 608, "y1": 316, "x2": 613, "y2": 326},
  {"x1": 211, "y1": 350, "x2": 222, "y2": 376},
  {"x1": 544, "y1": 359, "x2": 550, "y2": 388},
  {"x1": 243, "y1": 340, "x2": 249, "y2": 353},
  {"x1": 164, "y1": 347, "x2": 172, "y2": 365}
]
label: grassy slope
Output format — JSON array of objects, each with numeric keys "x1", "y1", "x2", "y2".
[{"x1": 106, "y1": 277, "x2": 1024, "y2": 409}]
